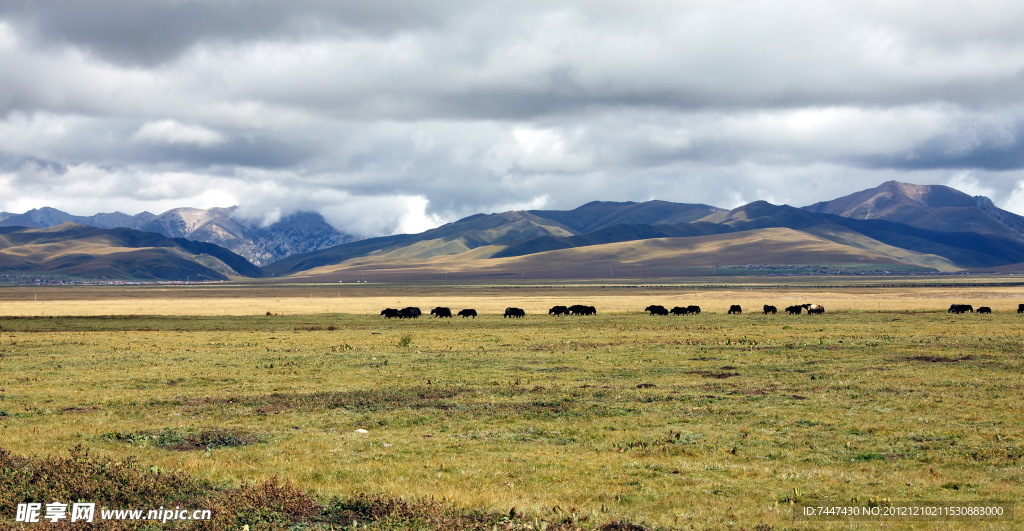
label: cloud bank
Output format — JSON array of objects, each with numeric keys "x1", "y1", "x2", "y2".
[{"x1": 3, "y1": 1, "x2": 1024, "y2": 235}]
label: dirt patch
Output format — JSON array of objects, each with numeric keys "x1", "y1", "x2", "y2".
[
  {"x1": 61, "y1": 406, "x2": 99, "y2": 414},
  {"x1": 906, "y1": 355, "x2": 974, "y2": 363},
  {"x1": 537, "y1": 366, "x2": 575, "y2": 372},
  {"x1": 174, "y1": 385, "x2": 471, "y2": 414},
  {"x1": 687, "y1": 370, "x2": 741, "y2": 379},
  {"x1": 255, "y1": 403, "x2": 293, "y2": 415},
  {"x1": 103, "y1": 428, "x2": 264, "y2": 451},
  {"x1": 728, "y1": 388, "x2": 768, "y2": 396}
]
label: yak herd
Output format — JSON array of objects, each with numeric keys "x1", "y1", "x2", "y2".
[
  {"x1": 379, "y1": 303, "x2": 821, "y2": 319},
  {"x1": 380, "y1": 302, "x2": 1017, "y2": 319},
  {"x1": 949, "y1": 304, "x2": 998, "y2": 314},
  {"x1": 380, "y1": 305, "x2": 585, "y2": 319},
  {"x1": 646, "y1": 303, "x2": 824, "y2": 316}
]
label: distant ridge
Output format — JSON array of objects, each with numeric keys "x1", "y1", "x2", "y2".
[
  {"x1": 0, "y1": 207, "x2": 356, "y2": 265},
  {"x1": 528, "y1": 200, "x2": 724, "y2": 233},
  {"x1": 0, "y1": 206, "x2": 146, "y2": 229},
  {"x1": 264, "y1": 200, "x2": 726, "y2": 276}
]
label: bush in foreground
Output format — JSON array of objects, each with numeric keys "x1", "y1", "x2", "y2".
[{"x1": 0, "y1": 446, "x2": 650, "y2": 530}]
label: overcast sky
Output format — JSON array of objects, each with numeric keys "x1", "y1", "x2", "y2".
[{"x1": 3, "y1": 0, "x2": 1024, "y2": 236}]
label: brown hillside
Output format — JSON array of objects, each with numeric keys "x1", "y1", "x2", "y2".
[
  {"x1": 803, "y1": 180, "x2": 1024, "y2": 239},
  {"x1": 291, "y1": 227, "x2": 947, "y2": 282}
]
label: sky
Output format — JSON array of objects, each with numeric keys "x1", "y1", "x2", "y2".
[{"x1": 2, "y1": 0, "x2": 1024, "y2": 236}]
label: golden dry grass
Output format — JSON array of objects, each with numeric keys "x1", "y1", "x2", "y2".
[{"x1": 2, "y1": 279, "x2": 1023, "y2": 316}]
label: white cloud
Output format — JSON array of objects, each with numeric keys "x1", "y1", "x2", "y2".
[
  {"x1": 0, "y1": 162, "x2": 237, "y2": 215},
  {"x1": 946, "y1": 173, "x2": 996, "y2": 198},
  {"x1": 0, "y1": 20, "x2": 18, "y2": 53},
  {"x1": 320, "y1": 193, "x2": 450, "y2": 236},
  {"x1": 133, "y1": 120, "x2": 224, "y2": 147}
]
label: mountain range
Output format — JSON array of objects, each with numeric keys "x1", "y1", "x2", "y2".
[
  {"x1": 4, "y1": 181, "x2": 1024, "y2": 281},
  {"x1": 0, "y1": 206, "x2": 357, "y2": 266},
  {"x1": 264, "y1": 181, "x2": 1024, "y2": 280}
]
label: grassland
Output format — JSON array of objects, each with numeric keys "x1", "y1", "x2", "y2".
[{"x1": 1, "y1": 280, "x2": 1022, "y2": 529}]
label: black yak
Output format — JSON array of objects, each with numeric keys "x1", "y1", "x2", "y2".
[
  {"x1": 549, "y1": 305, "x2": 569, "y2": 316},
  {"x1": 569, "y1": 304, "x2": 597, "y2": 316},
  {"x1": 504, "y1": 307, "x2": 525, "y2": 318},
  {"x1": 430, "y1": 307, "x2": 453, "y2": 318}
]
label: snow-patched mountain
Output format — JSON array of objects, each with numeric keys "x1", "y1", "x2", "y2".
[{"x1": 0, "y1": 207, "x2": 356, "y2": 266}]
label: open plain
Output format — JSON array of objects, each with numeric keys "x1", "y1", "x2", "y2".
[{"x1": 1, "y1": 278, "x2": 1022, "y2": 529}]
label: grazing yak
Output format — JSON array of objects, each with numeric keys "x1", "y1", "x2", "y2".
[
  {"x1": 1019, "y1": 304, "x2": 1024, "y2": 314},
  {"x1": 948, "y1": 304, "x2": 974, "y2": 314},
  {"x1": 670, "y1": 306, "x2": 689, "y2": 315},
  {"x1": 785, "y1": 305, "x2": 802, "y2": 315},
  {"x1": 430, "y1": 307, "x2": 453, "y2": 318},
  {"x1": 569, "y1": 304, "x2": 597, "y2": 316},
  {"x1": 645, "y1": 305, "x2": 669, "y2": 316},
  {"x1": 457, "y1": 308, "x2": 478, "y2": 318},
  {"x1": 802, "y1": 303, "x2": 825, "y2": 315},
  {"x1": 763, "y1": 305, "x2": 777, "y2": 315},
  {"x1": 728, "y1": 305, "x2": 742, "y2": 314},
  {"x1": 549, "y1": 305, "x2": 569, "y2": 316},
  {"x1": 380, "y1": 308, "x2": 400, "y2": 319},
  {"x1": 686, "y1": 305, "x2": 701, "y2": 315},
  {"x1": 399, "y1": 307, "x2": 422, "y2": 319},
  {"x1": 977, "y1": 306, "x2": 992, "y2": 314},
  {"x1": 504, "y1": 307, "x2": 526, "y2": 318}
]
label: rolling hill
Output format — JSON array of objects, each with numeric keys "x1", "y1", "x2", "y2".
[
  {"x1": 285, "y1": 227, "x2": 958, "y2": 282},
  {"x1": 0, "y1": 223, "x2": 264, "y2": 281}
]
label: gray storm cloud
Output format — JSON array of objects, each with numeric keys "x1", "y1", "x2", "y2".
[{"x1": 2, "y1": 0, "x2": 1024, "y2": 235}]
